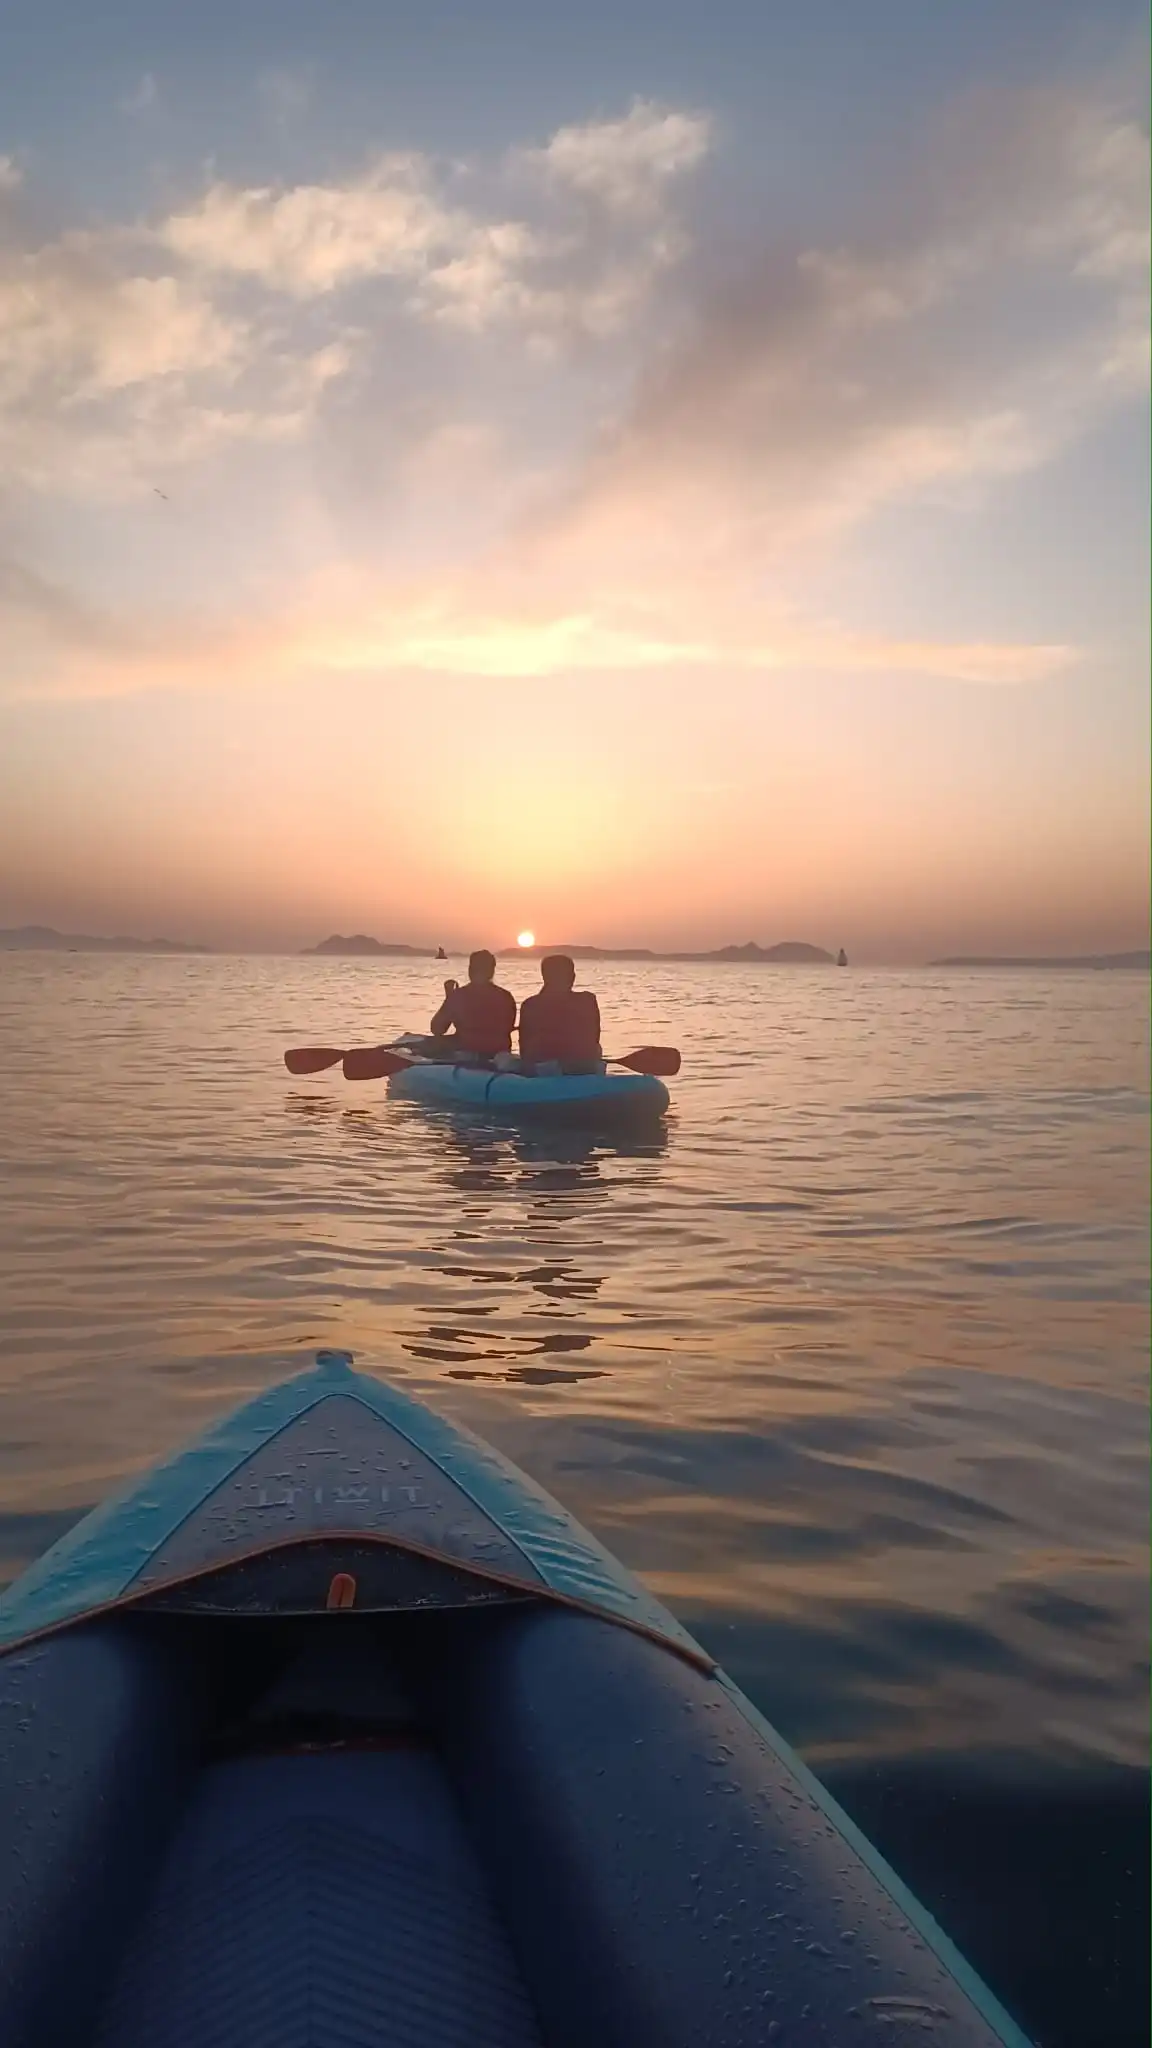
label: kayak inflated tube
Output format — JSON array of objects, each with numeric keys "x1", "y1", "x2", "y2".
[{"x1": 387, "y1": 1058, "x2": 670, "y2": 1123}]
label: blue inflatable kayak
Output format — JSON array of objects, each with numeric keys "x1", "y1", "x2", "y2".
[
  {"x1": 388, "y1": 1056, "x2": 670, "y2": 1124},
  {"x1": 0, "y1": 1351, "x2": 1031, "y2": 2048}
]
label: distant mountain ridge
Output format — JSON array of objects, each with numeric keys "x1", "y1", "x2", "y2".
[
  {"x1": 6, "y1": 927, "x2": 1140, "y2": 968},
  {"x1": 305, "y1": 935, "x2": 838, "y2": 963},
  {"x1": 304, "y1": 935, "x2": 435, "y2": 957},
  {"x1": 0, "y1": 925, "x2": 211, "y2": 953},
  {"x1": 930, "y1": 951, "x2": 1149, "y2": 970},
  {"x1": 496, "y1": 940, "x2": 837, "y2": 964}
]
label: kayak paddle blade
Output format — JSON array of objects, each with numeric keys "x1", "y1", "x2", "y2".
[
  {"x1": 616, "y1": 1046, "x2": 681, "y2": 1077},
  {"x1": 285, "y1": 1047, "x2": 345, "y2": 1075},
  {"x1": 342, "y1": 1047, "x2": 413, "y2": 1081}
]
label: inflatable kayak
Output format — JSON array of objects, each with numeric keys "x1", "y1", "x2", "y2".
[
  {"x1": 387, "y1": 1055, "x2": 670, "y2": 1124},
  {"x1": 0, "y1": 1350, "x2": 1031, "y2": 2048}
]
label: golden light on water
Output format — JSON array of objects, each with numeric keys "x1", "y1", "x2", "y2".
[{"x1": 517, "y1": 930, "x2": 536, "y2": 948}]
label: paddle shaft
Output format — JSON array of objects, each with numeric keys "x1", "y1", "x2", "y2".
[{"x1": 288, "y1": 1042, "x2": 680, "y2": 1081}]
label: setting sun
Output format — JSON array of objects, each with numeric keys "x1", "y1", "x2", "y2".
[{"x1": 517, "y1": 930, "x2": 536, "y2": 948}]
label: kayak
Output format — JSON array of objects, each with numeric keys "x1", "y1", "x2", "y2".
[
  {"x1": 0, "y1": 1350, "x2": 1030, "y2": 2048},
  {"x1": 387, "y1": 1055, "x2": 671, "y2": 1124}
]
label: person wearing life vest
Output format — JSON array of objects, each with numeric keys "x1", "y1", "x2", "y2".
[
  {"x1": 518, "y1": 955, "x2": 603, "y2": 1074},
  {"x1": 429, "y1": 950, "x2": 517, "y2": 1060}
]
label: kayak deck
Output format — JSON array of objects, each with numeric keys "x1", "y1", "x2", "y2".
[{"x1": 0, "y1": 1353, "x2": 1032, "y2": 2048}]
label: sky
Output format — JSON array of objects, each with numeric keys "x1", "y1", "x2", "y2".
[{"x1": 0, "y1": 0, "x2": 1147, "y2": 959}]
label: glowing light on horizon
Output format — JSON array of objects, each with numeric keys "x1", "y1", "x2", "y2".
[{"x1": 517, "y1": 929, "x2": 536, "y2": 948}]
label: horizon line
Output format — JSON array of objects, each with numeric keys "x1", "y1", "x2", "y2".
[{"x1": 1, "y1": 923, "x2": 1148, "y2": 970}]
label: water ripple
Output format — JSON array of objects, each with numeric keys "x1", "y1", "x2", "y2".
[{"x1": 0, "y1": 954, "x2": 1146, "y2": 1793}]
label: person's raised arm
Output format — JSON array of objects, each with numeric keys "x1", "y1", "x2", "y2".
[
  {"x1": 517, "y1": 991, "x2": 539, "y2": 1063},
  {"x1": 430, "y1": 979, "x2": 459, "y2": 1037}
]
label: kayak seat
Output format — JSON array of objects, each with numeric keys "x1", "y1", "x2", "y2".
[
  {"x1": 95, "y1": 1748, "x2": 544, "y2": 2048},
  {"x1": 0, "y1": 1621, "x2": 203, "y2": 2048}
]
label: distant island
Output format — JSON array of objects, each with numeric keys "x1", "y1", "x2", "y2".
[
  {"x1": 304, "y1": 935, "x2": 435, "y2": 958},
  {"x1": 497, "y1": 940, "x2": 837, "y2": 964},
  {"x1": 304, "y1": 934, "x2": 838, "y2": 964},
  {"x1": 930, "y1": 951, "x2": 1149, "y2": 971},
  {"x1": 0, "y1": 925, "x2": 211, "y2": 954}
]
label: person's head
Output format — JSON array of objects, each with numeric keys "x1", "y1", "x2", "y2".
[
  {"x1": 541, "y1": 953, "x2": 576, "y2": 991},
  {"x1": 468, "y1": 949, "x2": 497, "y2": 983}
]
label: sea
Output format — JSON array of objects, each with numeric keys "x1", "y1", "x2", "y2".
[{"x1": 0, "y1": 953, "x2": 1147, "y2": 2046}]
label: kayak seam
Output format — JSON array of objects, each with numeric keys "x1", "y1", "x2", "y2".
[
  {"x1": 336, "y1": 1374, "x2": 708, "y2": 1658},
  {"x1": 129, "y1": 1524, "x2": 548, "y2": 1604},
  {"x1": 0, "y1": 1534, "x2": 717, "y2": 1674},
  {"x1": 332, "y1": 1385, "x2": 550, "y2": 1588}
]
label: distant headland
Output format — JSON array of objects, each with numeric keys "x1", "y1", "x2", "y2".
[
  {"x1": 303, "y1": 935, "x2": 434, "y2": 958},
  {"x1": 497, "y1": 940, "x2": 837, "y2": 964},
  {"x1": 929, "y1": 951, "x2": 1149, "y2": 971},
  {"x1": 3, "y1": 927, "x2": 1141, "y2": 969},
  {"x1": 0, "y1": 925, "x2": 211, "y2": 954},
  {"x1": 305, "y1": 934, "x2": 838, "y2": 964}
]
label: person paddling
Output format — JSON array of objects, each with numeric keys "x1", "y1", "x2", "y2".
[
  {"x1": 429, "y1": 950, "x2": 516, "y2": 1062},
  {"x1": 518, "y1": 955, "x2": 602, "y2": 1074}
]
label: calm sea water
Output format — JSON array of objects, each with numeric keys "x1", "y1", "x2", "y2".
[{"x1": 0, "y1": 955, "x2": 1147, "y2": 2043}]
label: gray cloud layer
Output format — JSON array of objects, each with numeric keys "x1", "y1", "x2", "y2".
[{"x1": 0, "y1": 62, "x2": 1146, "y2": 697}]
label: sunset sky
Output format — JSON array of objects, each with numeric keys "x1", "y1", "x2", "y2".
[{"x1": 0, "y1": 0, "x2": 1147, "y2": 959}]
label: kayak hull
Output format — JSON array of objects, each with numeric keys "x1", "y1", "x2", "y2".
[
  {"x1": 0, "y1": 1351, "x2": 1031, "y2": 2048},
  {"x1": 387, "y1": 1057, "x2": 670, "y2": 1124}
]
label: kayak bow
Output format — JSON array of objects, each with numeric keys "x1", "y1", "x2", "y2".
[{"x1": 0, "y1": 1350, "x2": 1032, "y2": 2048}]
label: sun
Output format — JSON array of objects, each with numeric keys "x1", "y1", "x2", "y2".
[{"x1": 516, "y1": 930, "x2": 536, "y2": 949}]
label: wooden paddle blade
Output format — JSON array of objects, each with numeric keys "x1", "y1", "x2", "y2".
[
  {"x1": 284, "y1": 1047, "x2": 345, "y2": 1075},
  {"x1": 341, "y1": 1046, "x2": 413, "y2": 1081},
  {"x1": 616, "y1": 1046, "x2": 681, "y2": 1077}
]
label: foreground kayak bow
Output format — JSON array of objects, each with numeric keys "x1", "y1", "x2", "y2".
[{"x1": 0, "y1": 1351, "x2": 1032, "y2": 2048}]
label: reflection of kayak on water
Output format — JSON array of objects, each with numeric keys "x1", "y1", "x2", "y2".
[{"x1": 0, "y1": 1349, "x2": 1032, "y2": 2048}]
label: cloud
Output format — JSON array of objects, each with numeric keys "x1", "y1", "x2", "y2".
[
  {"x1": 159, "y1": 160, "x2": 574, "y2": 339},
  {"x1": 0, "y1": 161, "x2": 362, "y2": 495},
  {"x1": 0, "y1": 257, "x2": 239, "y2": 402},
  {"x1": 0, "y1": 224, "x2": 245, "y2": 490},
  {"x1": 536, "y1": 72, "x2": 1149, "y2": 589},
  {"x1": 0, "y1": 93, "x2": 714, "y2": 508},
  {"x1": 0, "y1": 67, "x2": 1144, "y2": 698},
  {"x1": 121, "y1": 73, "x2": 159, "y2": 118},
  {"x1": 516, "y1": 98, "x2": 711, "y2": 219},
  {"x1": 156, "y1": 113, "x2": 708, "y2": 341},
  {"x1": 159, "y1": 155, "x2": 462, "y2": 297},
  {"x1": 0, "y1": 538, "x2": 1075, "y2": 703}
]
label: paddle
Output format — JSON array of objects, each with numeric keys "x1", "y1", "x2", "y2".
[
  {"x1": 284, "y1": 1047, "x2": 345, "y2": 1075},
  {"x1": 285, "y1": 1043, "x2": 681, "y2": 1081},
  {"x1": 339, "y1": 1044, "x2": 681, "y2": 1083},
  {"x1": 283, "y1": 1044, "x2": 408, "y2": 1079},
  {"x1": 614, "y1": 1045, "x2": 681, "y2": 1077},
  {"x1": 285, "y1": 1036, "x2": 414, "y2": 1076},
  {"x1": 341, "y1": 1046, "x2": 417, "y2": 1081}
]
